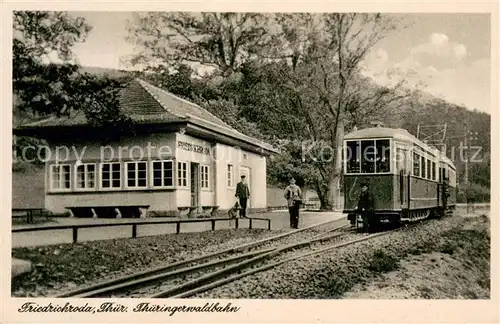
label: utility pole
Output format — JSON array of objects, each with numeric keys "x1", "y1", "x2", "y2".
[
  {"x1": 416, "y1": 123, "x2": 447, "y2": 153},
  {"x1": 464, "y1": 121, "x2": 468, "y2": 185}
]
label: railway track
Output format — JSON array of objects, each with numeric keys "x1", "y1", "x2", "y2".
[
  {"x1": 172, "y1": 230, "x2": 393, "y2": 298},
  {"x1": 54, "y1": 218, "x2": 348, "y2": 298}
]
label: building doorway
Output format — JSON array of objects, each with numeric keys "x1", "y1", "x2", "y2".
[
  {"x1": 191, "y1": 163, "x2": 200, "y2": 209},
  {"x1": 239, "y1": 166, "x2": 251, "y2": 208}
]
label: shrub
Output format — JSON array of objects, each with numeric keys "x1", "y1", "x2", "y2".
[
  {"x1": 367, "y1": 250, "x2": 399, "y2": 273},
  {"x1": 457, "y1": 183, "x2": 490, "y2": 203}
]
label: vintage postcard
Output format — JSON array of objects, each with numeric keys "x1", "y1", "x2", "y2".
[{"x1": 1, "y1": 0, "x2": 498, "y2": 323}]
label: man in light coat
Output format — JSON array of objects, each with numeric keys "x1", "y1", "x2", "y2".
[{"x1": 284, "y1": 178, "x2": 302, "y2": 229}]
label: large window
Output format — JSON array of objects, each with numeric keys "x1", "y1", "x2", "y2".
[
  {"x1": 413, "y1": 152, "x2": 420, "y2": 177},
  {"x1": 101, "y1": 162, "x2": 121, "y2": 189},
  {"x1": 152, "y1": 160, "x2": 173, "y2": 187},
  {"x1": 432, "y1": 161, "x2": 436, "y2": 181},
  {"x1": 376, "y1": 140, "x2": 390, "y2": 172},
  {"x1": 227, "y1": 164, "x2": 234, "y2": 187},
  {"x1": 396, "y1": 148, "x2": 406, "y2": 173},
  {"x1": 346, "y1": 141, "x2": 360, "y2": 173},
  {"x1": 50, "y1": 164, "x2": 71, "y2": 190},
  {"x1": 420, "y1": 156, "x2": 426, "y2": 178},
  {"x1": 126, "y1": 161, "x2": 147, "y2": 188},
  {"x1": 360, "y1": 140, "x2": 376, "y2": 173},
  {"x1": 76, "y1": 163, "x2": 96, "y2": 190},
  {"x1": 346, "y1": 139, "x2": 391, "y2": 174},
  {"x1": 426, "y1": 159, "x2": 432, "y2": 179},
  {"x1": 178, "y1": 162, "x2": 188, "y2": 187},
  {"x1": 201, "y1": 165, "x2": 209, "y2": 188}
]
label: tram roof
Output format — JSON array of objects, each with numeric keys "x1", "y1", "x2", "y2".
[
  {"x1": 344, "y1": 126, "x2": 425, "y2": 144},
  {"x1": 344, "y1": 126, "x2": 455, "y2": 168}
]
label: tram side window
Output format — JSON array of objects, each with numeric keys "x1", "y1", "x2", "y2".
[
  {"x1": 432, "y1": 162, "x2": 436, "y2": 180},
  {"x1": 361, "y1": 140, "x2": 375, "y2": 173},
  {"x1": 413, "y1": 152, "x2": 420, "y2": 177},
  {"x1": 420, "y1": 156, "x2": 426, "y2": 178},
  {"x1": 375, "y1": 140, "x2": 390, "y2": 173},
  {"x1": 396, "y1": 148, "x2": 406, "y2": 173},
  {"x1": 346, "y1": 141, "x2": 360, "y2": 173},
  {"x1": 449, "y1": 169, "x2": 456, "y2": 185},
  {"x1": 426, "y1": 159, "x2": 432, "y2": 180}
]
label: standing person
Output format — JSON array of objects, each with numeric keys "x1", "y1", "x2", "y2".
[
  {"x1": 356, "y1": 182, "x2": 376, "y2": 232},
  {"x1": 235, "y1": 175, "x2": 250, "y2": 218},
  {"x1": 284, "y1": 178, "x2": 302, "y2": 229}
]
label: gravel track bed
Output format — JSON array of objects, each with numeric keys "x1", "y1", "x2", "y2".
[
  {"x1": 194, "y1": 214, "x2": 486, "y2": 299},
  {"x1": 12, "y1": 228, "x2": 288, "y2": 297},
  {"x1": 98, "y1": 222, "x2": 349, "y2": 298},
  {"x1": 12, "y1": 220, "x2": 342, "y2": 297}
]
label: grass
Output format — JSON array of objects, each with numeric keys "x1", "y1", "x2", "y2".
[
  {"x1": 12, "y1": 216, "x2": 56, "y2": 226},
  {"x1": 318, "y1": 215, "x2": 490, "y2": 299}
]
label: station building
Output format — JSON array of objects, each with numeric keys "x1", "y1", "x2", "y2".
[{"x1": 14, "y1": 79, "x2": 277, "y2": 218}]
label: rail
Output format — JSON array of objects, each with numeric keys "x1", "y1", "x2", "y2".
[{"x1": 12, "y1": 217, "x2": 272, "y2": 244}]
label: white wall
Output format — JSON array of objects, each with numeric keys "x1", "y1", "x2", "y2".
[
  {"x1": 45, "y1": 133, "x2": 176, "y2": 163},
  {"x1": 214, "y1": 143, "x2": 267, "y2": 210},
  {"x1": 42, "y1": 131, "x2": 268, "y2": 214},
  {"x1": 44, "y1": 133, "x2": 177, "y2": 213},
  {"x1": 175, "y1": 133, "x2": 216, "y2": 207},
  {"x1": 46, "y1": 191, "x2": 176, "y2": 214}
]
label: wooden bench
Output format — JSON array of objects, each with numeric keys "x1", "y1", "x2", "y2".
[
  {"x1": 178, "y1": 206, "x2": 220, "y2": 217},
  {"x1": 177, "y1": 206, "x2": 199, "y2": 217},
  {"x1": 202, "y1": 205, "x2": 220, "y2": 217}
]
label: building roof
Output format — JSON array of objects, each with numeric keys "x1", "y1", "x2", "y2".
[{"x1": 15, "y1": 78, "x2": 277, "y2": 154}]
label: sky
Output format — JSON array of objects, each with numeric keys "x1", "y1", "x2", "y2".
[{"x1": 65, "y1": 12, "x2": 491, "y2": 113}]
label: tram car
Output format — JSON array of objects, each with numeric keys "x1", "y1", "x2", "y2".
[{"x1": 343, "y1": 126, "x2": 457, "y2": 229}]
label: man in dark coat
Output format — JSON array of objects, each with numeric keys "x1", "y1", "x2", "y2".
[
  {"x1": 356, "y1": 182, "x2": 376, "y2": 232},
  {"x1": 235, "y1": 175, "x2": 250, "y2": 218}
]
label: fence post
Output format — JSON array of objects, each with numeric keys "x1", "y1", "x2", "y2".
[
  {"x1": 132, "y1": 224, "x2": 137, "y2": 238},
  {"x1": 72, "y1": 227, "x2": 78, "y2": 243},
  {"x1": 235, "y1": 218, "x2": 239, "y2": 229},
  {"x1": 249, "y1": 218, "x2": 253, "y2": 229},
  {"x1": 176, "y1": 222, "x2": 181, "y2": 234},
  {"x1": 268, "y1": 219, "x2": 271, "y2": 230},
  {"x1": 211, "y1": 220, "x2": 215, "y2": 231}
]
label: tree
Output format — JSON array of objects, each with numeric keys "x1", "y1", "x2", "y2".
[
  {"x1": 123, "y1": 13, "x2": 413, "y2": 209},
  {"x1": 319, "y1": 13, "x2": 407, "y2": 208},
  {"x1": 13, "y1": 11, "x2": 91, "y2": 117},
  {"x1": 251, "y1": 14, "x2": 410, "y2": 209},
  {"x1": 13, "y1": 11, "x2": 135, "y2": 165},
  {"x1": 125, "y1": 12, "x2": 272, "y2": 76}
]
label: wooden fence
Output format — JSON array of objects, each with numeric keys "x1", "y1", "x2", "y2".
[{"x1": 12, "y1": 217, "x2": 272, "y2": 244}]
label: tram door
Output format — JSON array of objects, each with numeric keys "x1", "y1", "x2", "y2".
[
  {"x1": 440, "y1": 167, "x2": 448, "y2": 210},
  {"x1": 396, "y1": 148, "x2": 407, "y2": 207}
]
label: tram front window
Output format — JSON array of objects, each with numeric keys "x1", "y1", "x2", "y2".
[
  {"x1": 375, "y1": 140, "x2": 390, "y2": 173},
  {"x1": 346, "y1": 139, "x2": 391, "y2": 174},
  {"x1": 361, "y1": 140, "x2": 376, "y2": 173},
  {"x1": 346, "y1": 141, "x2": 360, "y2": 173}
]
